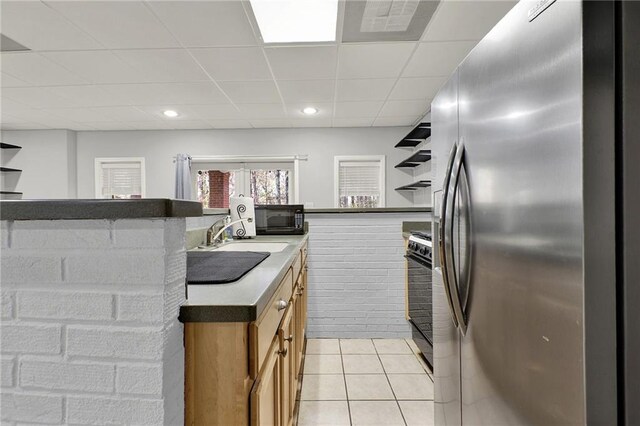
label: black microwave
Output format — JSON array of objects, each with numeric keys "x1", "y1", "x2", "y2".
[{"x1": 254, "y1": 205, "x2": 305, "y2": 235}]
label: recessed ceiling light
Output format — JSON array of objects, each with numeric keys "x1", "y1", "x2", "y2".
[
  {"x1": 250, "y1": 0, "x2": 338, "y2": 43},
  {"x1": 163, "y1": 110, "x2": 179, "y2": 118},
  {"x1": 302, "y1": 107, "x2": 318, "y2": 115}
]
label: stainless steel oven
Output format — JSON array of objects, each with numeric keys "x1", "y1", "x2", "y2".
[{"x1": 405, "y1": 232, "x2": 433, "y2": 368}]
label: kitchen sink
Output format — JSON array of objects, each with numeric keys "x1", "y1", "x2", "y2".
[{"x1": 202, "y1": 242, "x2": 289, "y2": 253}]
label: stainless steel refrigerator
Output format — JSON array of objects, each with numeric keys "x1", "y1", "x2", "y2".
[{"x1": 431, "y1": 0, "x2": 640, "y2": 424}]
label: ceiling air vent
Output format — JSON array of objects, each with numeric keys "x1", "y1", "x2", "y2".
[
  {"x1": 342, "y1": 0, "x2": 439, "y2": 43},
  {"x1": 1, "y1": 34, "x2": 30, "y2": 52}
]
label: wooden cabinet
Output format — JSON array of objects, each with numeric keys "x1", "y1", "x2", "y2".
[
  {"x1": 185, "y1": 241, "x2": 308, "y2": 426},
  {"x1": 250, "y1": 337, "x2": 281, "y2": 426},
  {"x1": 278, "y1": 304, "x2": 296, "y2": 426}
]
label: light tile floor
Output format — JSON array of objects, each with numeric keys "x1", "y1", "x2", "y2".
[{"x1": 298, "y1": 338, "x2": 434, "y2": 426}]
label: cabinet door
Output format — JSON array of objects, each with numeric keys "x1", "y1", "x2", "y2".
[
  {"x1": 302, "y1": 265, "x2": 308, "y2": 334},
  {"x1": 293, "y1": 282, "x2": 304, "y2": 378},
  {"x1": 250, "y1": 338, "x2": 281, "y2": 426},
  {"x1": 278, "y1": 303, "x2": 295, "y2": 426}
]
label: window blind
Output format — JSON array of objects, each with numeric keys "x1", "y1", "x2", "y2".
[
  {"x1": 338, "y1": 161, "x2": 381, "y2": 198},
  {"x1": 100, "y1": 161, "x2": 142, "y2": 198}
]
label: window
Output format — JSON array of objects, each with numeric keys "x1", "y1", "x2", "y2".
[
  {"x1": 195, "y1": 162, "x2": 294, "y2": 209},
  {"x1": 335, "y1": 155, "x2": 385, "y2": 208},
  {"x1": 95, "y1": 158, "x2": 145, "y2": 199}
]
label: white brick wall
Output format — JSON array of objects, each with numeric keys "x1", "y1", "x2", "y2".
[
  {"x1": 0, "y1": 218, "x2": 187, "y2": 425},
  {"x1": 306, "y1": 213, "x2": 428, "y2": 338}
]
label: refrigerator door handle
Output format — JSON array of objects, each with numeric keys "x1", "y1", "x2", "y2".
[
  {"x1": 439, "y1": 143, "x2": 459, "y2": 328},
  {"x1": 445, "y1": 142, "x2": 469, "y2": 335}
]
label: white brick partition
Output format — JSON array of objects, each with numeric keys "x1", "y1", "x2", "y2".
[
  {"x1": 0, "y1": 218, "x2": 186, "y2": 425},
  {"x1": 305, "y1": 212, "x2": 428, "y2": 338}
]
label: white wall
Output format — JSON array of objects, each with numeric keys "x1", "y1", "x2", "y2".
[
  {"x1": 75, "y1": 127, "x2": 423, "y2": 208},
  {"x1": 0, "y1": 130, "x2": 77, "y2": 199}
]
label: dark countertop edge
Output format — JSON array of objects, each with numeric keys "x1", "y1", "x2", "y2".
[
  {"x1": 0, "y1": 199, "x2": 203, "y2": 221},
  {"x1": 179, "y1": 235, "x2": 309, "y2": 323},
  {"x1": 178, "y1": 305, "x2": 257, "y2": 323},
  {"x1": 201, "y1": 207, "x2": 432, "y2": 216},
  {"x1": 305, "y1": 207, "x2": 432, "y2": 214}
]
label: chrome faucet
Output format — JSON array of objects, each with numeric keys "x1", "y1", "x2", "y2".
[{"x1": 205, "y1": 215, "x2": 253, "y2": 247}]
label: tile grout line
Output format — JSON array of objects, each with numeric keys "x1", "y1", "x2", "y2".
[
  {"x1": 339, "y1": 339, "x2": 354, "y2": 426},
  {"x1": 373, "y1": 340, "x2": 409, "y2": 426}
]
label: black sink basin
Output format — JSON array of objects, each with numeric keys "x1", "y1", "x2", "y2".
[{"x1": 186, "y1": 251, "x2": 270, "y2": 284}]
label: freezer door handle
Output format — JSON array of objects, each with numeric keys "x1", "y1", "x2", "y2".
[
  {"x1": 445, "y1": 142, "x2": 470, "y2": 335},
  {"x1": 439, "y1": 143, "x2": 459, "y2": 328}
]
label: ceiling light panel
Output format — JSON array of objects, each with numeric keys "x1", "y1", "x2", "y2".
[{"x1": 250, "y1": 0, "x2": 338, "y2": 43}]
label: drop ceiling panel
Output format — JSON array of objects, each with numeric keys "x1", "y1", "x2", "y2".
[
  {"x1": 99, "y1": 83, "x2": 229, "y2": 106},
  {"x1": 178, "y1": 104, "x2": 244, "y2": 120},
  {"x1": 264, "y1": 46, "x2": 338, "y2": 80},
  {"x1": 2, "y1": 87, "x2": 84, "y2": 109},
  {"x1": 189, "y1": 47, "x2": 272, "y2": 81},
  {"x1": 218, "y1": 81, "x2": 281, "y2": 104},
  {"x1": 334, "y1": 101, "x2": 384, "y2": 118},
  {"x1": 47, "y1": 1, "x2": 179, "y2": 49},
  {"x1": 286, "y1": 103, "x2": 334, "y2": 120},
  {"x1": 277, "y1": 80, "x2": 336, "y2": 103},
  {"x1": 42, "y1": 51, "x2": 146, "y2": 84},
  {"x1": 378, "y1": 99, "x2": 428, "y2": 117},
  {"x1": 0, "y1": 1, "x2": 103, "y2": 51},
  {"x1": 237, "y1": 103, "x2": 287, "y2": 119},
  {"x1": 148, "y1": 1, "x2": 258, "y2": 47},
  {"x1": 402, "y1": 40, "x2": 477, "y2": 77},
  {"x1": 335, "y1": 78, "x2": 396, "y2": 101},
  {"x1": 337, "y1": 43, "x2": 416, "y2": 79},
  {"x1": 388, "y1": 76, "x2": 446, "y2": 100},
  {"x1": 1, "y1": 52, "x2": 87, "y2": 86},
  {"x1": 422, "y1": 1, "x2": 516, "y2": 41},
  {"x1": 47, "y1": 85, "x2": 135, "y2": 108},
  {"x1": 114, "y1": 49, "x2": 210, "y2": 83},
  {"x1": 0, "y1": 0, "x2": 513, "y2": 130}
]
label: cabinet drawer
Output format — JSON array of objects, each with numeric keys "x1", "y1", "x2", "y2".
[
  {"x1": 292, "y1": 251, "x2": 302, "y2": 282},
  {"x1": 251, "y1": 267, "x2": 293, "y2": 378}
]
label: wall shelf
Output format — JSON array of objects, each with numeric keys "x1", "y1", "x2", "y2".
[
  {"x1": 0, "y1": 167, "x2": 22, "y2": 173},
  {"x1": 0, "y1": 191, "x2": 23, "y2": 200},
  {"x1": 395, "y1": 150, "x2": 431, "y2": 168},
  {"x1": 395, "y1": 180, "x2": 432, "y2": 191},
  {"x1": 395, "y1": 123, "x2": 431, "y2": 148},
  {"x1": 0, "y1": 143, "x2": 22, "y2": 150}
]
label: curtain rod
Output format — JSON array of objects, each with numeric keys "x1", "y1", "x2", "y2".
[{"x1": 175, "y1": 154, "x2": 309, "y2": 162}]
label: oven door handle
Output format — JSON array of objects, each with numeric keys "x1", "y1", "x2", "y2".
[
  {"x1": 439, "y1": 144, "x2": 459, "y2": 328},
  {"x1": 404, "y1": 254, "x2": 432, "y2": 268}
]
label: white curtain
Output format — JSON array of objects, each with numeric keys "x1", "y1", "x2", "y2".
[{"x1": 175, "y1": 154, "x2": 192, "y2": 200}]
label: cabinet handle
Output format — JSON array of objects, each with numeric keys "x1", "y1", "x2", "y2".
[
  {"x1": 278, "y1": 347, "x2": 288, "y2": 357},
  {"x1": 277, "y1": 300, "x2": 288, "y2": 311},
  {"x1": 284, "y1": 335, "x2": 293, "y2": 342}
]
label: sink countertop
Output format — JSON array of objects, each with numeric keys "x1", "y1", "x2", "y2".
[{"x1": 179, "y1": 234, "x2": 308, "y2": 323}]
